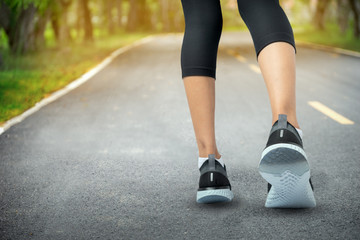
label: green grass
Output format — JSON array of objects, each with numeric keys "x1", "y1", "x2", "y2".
[
  {"x1": 0, "y1": 31, "x2": 149, "y2": 124},
  {"x1": 222, "y1": 21, "x2": 360, "y2": 52},
  {"x1": 293, "y1": 23, "x2": 360, "y2": 52}
]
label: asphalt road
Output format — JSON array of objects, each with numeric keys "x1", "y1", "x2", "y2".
[{"x1": 1, "y1": 31, "x2": 359, "y2": 240}]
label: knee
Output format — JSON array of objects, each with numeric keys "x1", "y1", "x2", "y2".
[
  {"x1": 237, "y1": 0, "x2": 296, "y2": 58},
  {"x1": 182, "y1": 0, "x2": 223, "y2": 33},
  {"x1": 180, "y1": 0, "x2": 223, "y2": 79}
]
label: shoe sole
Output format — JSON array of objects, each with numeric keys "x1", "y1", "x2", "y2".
[
  {"x1": 196, "y1": 188, "x2": 234, "y2": 204},
  {"x1": 259, "y1": 143, "x2": 316, "y2": 208}
]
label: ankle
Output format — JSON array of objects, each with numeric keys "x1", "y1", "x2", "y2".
[
  {"x1": 197, "y1": 140, "x2": 221, "y2": 158},
  {"x1": 272, "y1": 113, "x2": 300, "y2": 129},
  {"x1": 198, "y1": 149, "x2": 221, "y2": 159},
  {"x1": 198, "y1": 153, "x2": 224, "y2": 168}
]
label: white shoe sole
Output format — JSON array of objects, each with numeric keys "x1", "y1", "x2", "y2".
[
  {"x1": 259, "y1": 143, "x2": 316, "y2": 208},
  {"x1": 196, "y1": 188, "x2": 234, "y2": 204}
]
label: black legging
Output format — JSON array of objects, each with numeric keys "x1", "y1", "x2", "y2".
[{"x1": 180, "y1": 0, "x2": 296, "y2": 80}]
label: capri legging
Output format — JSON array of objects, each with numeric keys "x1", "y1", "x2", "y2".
[{"x1": 180, "y1": 0, "x2": 297, "y2": 80}]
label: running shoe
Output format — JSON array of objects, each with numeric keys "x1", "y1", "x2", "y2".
[
  {"x1": 196, "y1": 153, "x2": 234, "y2": 203},
  {"x1": 258, "y1": 114, "x2": 316, "y2": 208}
]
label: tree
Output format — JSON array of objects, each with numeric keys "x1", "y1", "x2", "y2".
[
  {"x1": 0, "y1": 0, "x2": 56, "y2": 53},
  {"x1": 313, "y1": 0, "x2": 330, "y2": 30},
  {"x1": 50, "y1": 2, "x2": 61, "y2": 42},
  {"x1": 117, "y1": 0, "x2": 123, "y2": 28},
  {"x1": 126, "y1": 0, "x2": 151, "y2": 32},
  {"x1": 58, "y1": 0, "x2": 72, "y2": 44},
  {"x1": 33, "y1": 7, "x2": 51, "y2": 49},
  {"x1": 348, "y1": 0, "x2": 360, "y2": 38},
  {"x1": 79, "y1": 0, "x2": 93, "y2": 42},
  {"x1": 337, "y1": 0, "x2": 351, "y2": 34},
  {"x1": 104, "y1": 0, "x2": 115, "y2": 34},
  {"x1": 0, "y1": 0, "x2": 37, "y2": 53}
]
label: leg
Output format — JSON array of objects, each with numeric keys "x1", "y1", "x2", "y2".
[
  {"x1": 180, "y1": 0, "x2": 223, "y2": 159},
  {"x1": 181, "y1": 0, "x2": 234, "y2": 203},
  {"x1": 258, "y1": 42, "x2": 299, "y2": 129},
  {"x1": 236, "y1": 0, "x2": 299, "y2": 128},
  {"x1": 237, "y1": 0, "x2": 316, "y2": 208},
  {"x1": 183, "y1": 76, "x2": 221, "y2": 159}
]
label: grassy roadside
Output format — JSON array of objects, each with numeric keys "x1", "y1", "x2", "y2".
[
  {"x1": 224, "y1": 22, "x2": 360, "y2": 52},
  {"x1": 1, "y1": 22, "x2": 359, "y2": 125},
  {"x1": 293, "y1": 23, "x2": 360, "y2": 52},
  {"x1": 0, "y1": 31, "x2": 149, "y2": 124}
]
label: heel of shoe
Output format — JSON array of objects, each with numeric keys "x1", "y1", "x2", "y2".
[
  {"x1": 260, "y1": 170, "x2": 316, "y2": 208},
  {"x1": 259, "y1": 145, "x2": 316, "y2": 208},
  {"x1": 196, "y1": 188, "x2": 234, "y2": 204}
]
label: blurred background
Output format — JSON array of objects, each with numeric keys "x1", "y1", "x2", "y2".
[{"x1": 0, "y1": 0, "x2": 359, "y2": 124}]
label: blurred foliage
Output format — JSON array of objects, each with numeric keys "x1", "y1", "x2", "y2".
[
  {"x1": 0, "y1": 0, "x2": 359, "y2": 123},
  {"x1": 294, "y1": 22, "x2": 360, "y2": 52},
  {"x1": 2, "y1": 0, "x2": 50, "y2": 10},
  {"x1": 0, "y1": 31, "x2": 147, "y2": 122},
  {"x1": 0, "y1": 0, "x2": 359, "y2": 55}
]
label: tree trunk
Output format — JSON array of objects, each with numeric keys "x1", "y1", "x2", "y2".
[
  {"x1": 59, "y1": 0, "x2": 72, "y2": 44},
  {"x1": 76, "y1": 0, "x2": 83, "y2": 39},
  {"x1": 59, "y1": 10, "x2": 70, "y2": 43},
  {"x1": 106, "y1": 0, "x2": 115, "y2": 34},
  {"x1": 138, "y1": 0, "x2": 150, "y2": 31},
  {"x1": 126, "y1": 0, "x2": 150, "y2": 32},
  {"x1": 0, "y1": 1, "x2": 11, "y2": 32},
  {"x1": 174, "y1": 1, "x2": 184, "y2": 32},
  {"x1": 49, "y1": 2, "x2": 61, "y2": 43},
  {"x1": 161, "y1": 0, "x2": 170, "y2": 32},
  {"x1": 349, "y1": 0, "x2": 360, "y2": 38},
  {"x1": 34, "y1": 9, "x2": 51, "y2": 50},
  {"x1": 8, "y1": 4, "x2": 37, "y2": 54},
  {"x1": 337, "y1": 0, "x2": 350, "y2": 34},
  {"x1": 80, "y1": 0, "x2": 93, "y2": 42},
  {"x1": 51, "y1": 17, "x2": 60, "y2": 42},
  {"x1": 0, "y1": 0, "x2": 10, "y2": 61},
  {"x1": 0, "y1": 52, "x2": 3, "y2": 69},
  {"x1": 126, "y1": 0, "x2": 137, "y2": 31},
  {"x1": 313, "y1": 0, "x2": 330, "y2": 30},
  {"x1": 117, "y1": 0, "x2": 122, "y2": 28},
  {"x1": 168, "y1": 1, "x2": 177, "y2": 32}
]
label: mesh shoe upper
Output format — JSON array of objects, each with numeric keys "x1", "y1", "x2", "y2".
[
  {"x1": 265, "y1": 114, "x2": 303, "y2": 149},
  {"x1": 198, "y1": 154, "x2": 232, "y2": 191}
]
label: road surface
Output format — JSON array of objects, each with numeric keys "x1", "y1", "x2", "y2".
[{"x1": 1, "y1": 31, "x2": 359, "y2": 239}]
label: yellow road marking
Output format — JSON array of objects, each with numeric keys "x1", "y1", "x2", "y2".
[
  {"x1": 226, "y1": 48, "x2": 262, "y2": 75},
  {"x1": 308, "y1": 101, "x2": 354, "y2": 125},
  {"x1": 226, "y1": 49, "x2": 247, "y2": 63},
  {"x1": 235, "y1": 55, "x2": 247, "y2": 63},
  {"x1": 249, "y1": 64, "x2": 261, "y2": 74},
  {"x1": 226, "y1": 49, "x2": 235, "y2": 55}
]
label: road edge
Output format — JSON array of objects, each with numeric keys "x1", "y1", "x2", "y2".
[
  {"x1": 0, "y1": 35, "x2": 155, "y2": 136},
  {"x1": 1, "y1": 33, "x2": 358, "y2": 135},
  {"x1": 296, "y1": 40, "x2": 360, "y2": 58}
]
